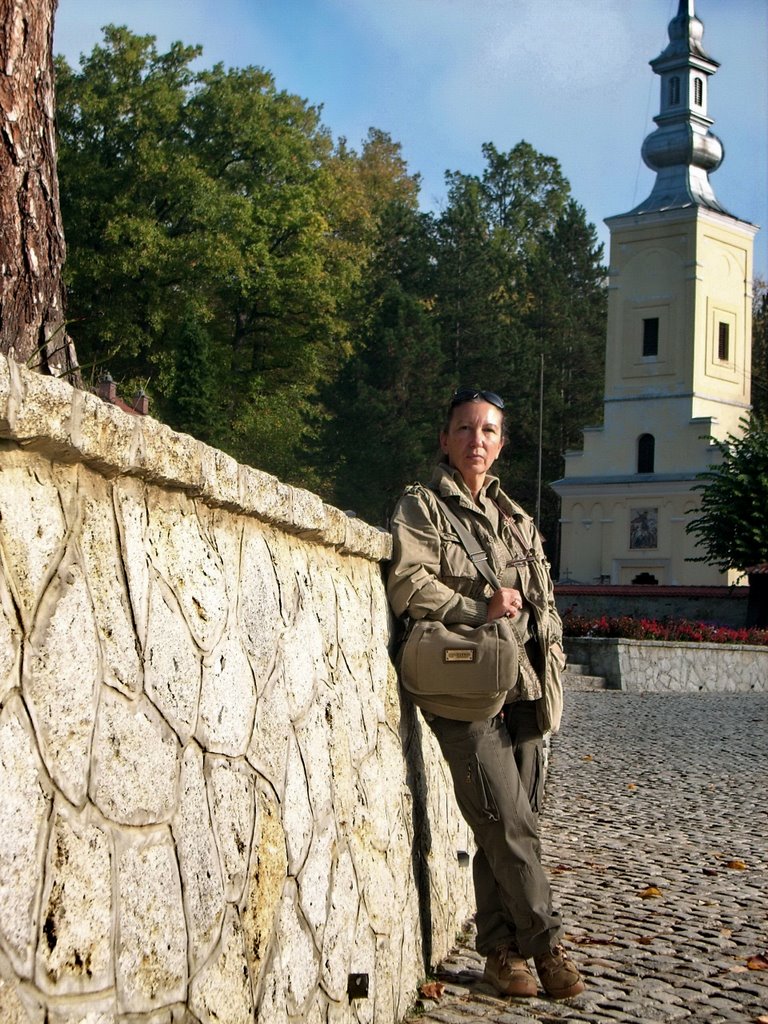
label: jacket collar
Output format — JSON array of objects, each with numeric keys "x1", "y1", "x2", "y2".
[{"x1": 430, "y1": 462, "x2": 530, "y2": 523}]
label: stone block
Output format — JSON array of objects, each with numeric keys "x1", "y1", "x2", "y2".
[
  {"x1": 188, "y1": 906, "x2": 253, "y2": 1024},
  {"x1": 68, "y1": 388, "x2": 135, "y2": 477},
  {"x1": 237, "y1": 464, "x2": 294, "y2": 527},
  {"x1": 297, "y1": 818, "x2": 336, "y2": 940},
  {"x1": 78, "y1": 471, "x2": 142, "y2": 696},
  {"x1": 90, "y1": 689, "x2": 181, "y2": 826},
  {"x1": 319, "y1": 846, "x2": 359, "y2": 1003},
  {"x1": 198, "y1": 444, "x2": 241, "y2": 509},
  {"x1": 0, "y1": 566, "x2": 22, "y2": 705},
  {"x1": 23, "y1": 556, "x2": 100, "y2": 806},
  {"x1": 112, "y1": 476, "x2": 150, "y2": 646},
  {"x1": 258, "y1": 883, "x2": 318, "y2": 1019},
  {"x1": 237, "y1": 528, "x2": 283, "y2": 686},
  {"x1": 0, "y1": 357, "x2": 76, "y2": 456},
  {"x1": 130, "y1": 418, "x2": 202, "y2": 491},
  {"x1": 241, "y1": 789, "x2": 288, "y2": 985},
  {"x1": 144, "y1": 576, "x2": 201, "y2": 744},
  {"x1": 290, "y1": 486, "x2": 327, "y2": 540},
  {"x1": 0, "y1": 456, "x2": 67, "y2": 626},
  {"x1": 172, "y1": 744, "x2": 225, "y2": 974},
  {"x1": 35, "y1": 803, "x2": 113, "y2": 995},
  {"x1": 198, "y1": 631, "x2": 257, "y2": 757},
  {"x1": 146, "y1": 496, "x2": 228, "y2": 653},
  {"x1": 282, "y1": 732, "x2": 314, "y2": 876},
  {"x1": 115, "y1": 832, "x2": 187, "y2": 1014},
  {"x1": 0, "y1": 695, "x2": 53, "y2": 978},
  {"x1": 205, "y1": 756, "x2": 255, "y2": 903},
  {"x1": 246, "y1": 674, "x2": 291, "y2": 799}
]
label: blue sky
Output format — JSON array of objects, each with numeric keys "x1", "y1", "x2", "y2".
[{"x1": 55, "y1": 0, "x2": 767, "y2": 279}]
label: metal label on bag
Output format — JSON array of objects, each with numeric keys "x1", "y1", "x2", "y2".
[{"x1": 444, "y1": 649, "x2": 475, "y2": 663}]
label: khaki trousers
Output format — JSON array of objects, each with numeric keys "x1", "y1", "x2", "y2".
[{"x1": 426, "y1": 701, "x2": 563, "y2": 957}]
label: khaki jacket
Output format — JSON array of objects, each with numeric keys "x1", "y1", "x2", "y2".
[{"x1": 387, "y1": 463, "x2": 565, "y2": 731}]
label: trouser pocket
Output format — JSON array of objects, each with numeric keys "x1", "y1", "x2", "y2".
[{"x1": 469, "y1": 754, "x2": 500, "y2": 823}]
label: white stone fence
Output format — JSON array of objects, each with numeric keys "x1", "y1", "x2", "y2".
[
  {"x1": 0, "y1": 356, "x2": 474, "y2": 1024},
  {"x1": 565, "y1": 636, "x2": 768, "y2": 692}
]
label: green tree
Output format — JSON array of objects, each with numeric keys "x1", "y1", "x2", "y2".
[
  {"x1": 316, "y1": 201, "x2": 447, "y2": 523},
  {"x1": 433, "y1": 144, "x2": 604, "y2": 553},
  {"x1": 54, "y1": 29, "x2": 334, "y2": 484},
  {"x1": 522, "y1": 200, "x2": 606, "y2": 551},
  {"x1": 752, "y1": 278, "x2": 768, "y2": 420},
  {"x1": 686, "y1": 417, "x2": 768, "y2": 573},
  {"x1": 55, "y1": 29, "x2": 423, "y2": 491}
]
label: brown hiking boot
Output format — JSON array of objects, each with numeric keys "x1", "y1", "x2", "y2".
[
  {"x1": 483, "y1": 946, "x2": 537, "y2": 997},
  {"x1": 533, "y1": 944, "x2": 585, "y2": 1000}
]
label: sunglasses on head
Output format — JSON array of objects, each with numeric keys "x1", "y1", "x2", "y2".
[{"x1": 450, "y1": 387, "x2": 505, "y2": 410}]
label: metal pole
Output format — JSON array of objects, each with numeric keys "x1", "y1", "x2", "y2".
[{"x1": 536, "y1": 352, "x2": 543, "y2": 532}]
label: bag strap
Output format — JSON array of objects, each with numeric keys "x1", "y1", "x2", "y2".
[{"x1": 434, "y1": 495, "x2": 502, "y2": 591}]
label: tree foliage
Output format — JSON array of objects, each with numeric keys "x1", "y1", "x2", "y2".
[
  {"x1": 686, "y1": 417, "x2": 768, "y2": 572},
  {"x1": 752, "y1": 278, "x2": 768, "y2": 420}
]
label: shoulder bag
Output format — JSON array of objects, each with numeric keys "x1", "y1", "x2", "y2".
[{"x1": 398, "y1": 497, "x2": 519, "y2": 721}]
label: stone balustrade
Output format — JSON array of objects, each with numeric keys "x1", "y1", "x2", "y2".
[
  {"x1": 0, "y1": 355, "x2": 474, "y2": 1024},
  {"x1": 565, "y1": 636, "x2": 768, "y2": 692}
]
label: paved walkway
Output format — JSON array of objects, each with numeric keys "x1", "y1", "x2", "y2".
[{"x1": 410, "y1": 690, "x2": 768, "y2": 1023}]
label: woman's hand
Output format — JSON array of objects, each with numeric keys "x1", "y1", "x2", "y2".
[{"x1": 486, "y1": 588, "x2": 524, "y2": 622}]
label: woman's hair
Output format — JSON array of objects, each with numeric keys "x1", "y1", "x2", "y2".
[{"x1": 442, "y1": 386, "x2": 508, "y2": 441}]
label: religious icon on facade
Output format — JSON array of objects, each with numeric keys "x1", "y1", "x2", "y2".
[{"x1": 630, "y1": 507, "x2": 658, "y2": 549}]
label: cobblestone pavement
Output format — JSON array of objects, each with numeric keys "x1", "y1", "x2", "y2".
[{"x1": 409, "y1": 691, "x2": 768, "y2": 1023}]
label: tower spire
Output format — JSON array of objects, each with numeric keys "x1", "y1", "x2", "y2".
[{"x1": 629, "y1": 0, "x2": 728, "y2": 215}]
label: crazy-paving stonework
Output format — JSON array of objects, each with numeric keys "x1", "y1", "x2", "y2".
[{"x1": 0, "y1": 355, "x2": 474, "y2": 1024}]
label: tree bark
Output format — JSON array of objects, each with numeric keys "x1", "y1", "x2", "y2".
[{"x1": 0, "y1": 0, "x2": 79, "y2": 379}]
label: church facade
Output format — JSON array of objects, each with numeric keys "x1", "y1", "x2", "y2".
[{"x1": 552, "y1": 0, "x2": 758, "y2": 587}]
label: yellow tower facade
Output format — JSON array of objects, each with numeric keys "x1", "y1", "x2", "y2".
[{"x1": 552, "y1": 0, "x2": 758, "y2": 586}]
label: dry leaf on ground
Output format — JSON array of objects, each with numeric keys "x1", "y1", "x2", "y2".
[
  {"x1": 639, "y1": 886, "x2": 663, "y2": 899},
  {"x1": 419, "y1": 981, "x2": 445, "y2": 1001},
  {"x1": 726, "y1": 859, "x2": 748, "y2": 870},
  {"x1": 746, "y1": 952, "x2": 768, "y2": 971}
]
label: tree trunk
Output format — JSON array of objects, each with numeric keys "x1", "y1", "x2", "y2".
[{"x1": 0, "y1": 0, "x2": 79, "y2": 380}]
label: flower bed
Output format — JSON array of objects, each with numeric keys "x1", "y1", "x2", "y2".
[{"x1": 563, "y1": 611, "x2": 768, "y2": 647}]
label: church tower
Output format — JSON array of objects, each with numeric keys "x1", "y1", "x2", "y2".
[{"x1": 552, "y1": 0, "x2": 758, "y2": 586}]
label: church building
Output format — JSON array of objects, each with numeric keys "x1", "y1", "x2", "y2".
[{"x1": 552, "y1": 0, "x2": 758, "y2": 586}]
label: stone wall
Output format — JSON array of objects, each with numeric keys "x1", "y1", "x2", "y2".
[
  {"x1": 565, "y1": 636, "x2": 768, "y2": 692},
  {"x1": 0, "y1": 356, "x2": 474, "y2": 1024}
]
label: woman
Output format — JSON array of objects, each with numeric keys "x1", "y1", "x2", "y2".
[{"x1": 387, "y1": 386, "x2": 584, "y2": 1001}]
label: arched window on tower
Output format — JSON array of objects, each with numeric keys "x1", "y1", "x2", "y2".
[
  {"x1": 694, "y1": 77, "x2": 703, "y2": 106},
  {"x1": 638, "y1": 434, "x2": 655, "y2": 474},
  {"x1": 669, "y1": 76, "x2": 681, "y2": 105}
]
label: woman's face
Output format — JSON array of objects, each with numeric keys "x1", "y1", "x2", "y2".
[{"x1": 440, "y1": 400, "x2": 505, "y2": 484}]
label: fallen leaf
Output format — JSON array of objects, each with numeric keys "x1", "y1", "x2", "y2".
[
  {"x1": 419, "y1": 981, "x2": 445, "y2": 1001},
  {"x1": 754, "y1": 1015, "x2": 768, "y2": 1023},
  {"x1": 637, "y1": 936, "x2": 655, "y2": 945},
  {"x1": 726, "y1": 859, "x2": 747, "y2": 870},
  {"x1": 627, "y1": 783, "x2": 637, "y2": 790},
  {"x1": 583, "y1": 754, "x2": 593, "y2": 762},
  {"x1": 639, "y1": 886, "x2": 663, "y2": 899},
  {"x1": 571, "y1": 934, "x2": 616, "y2": 946},
  {"x1": 747, "y1": 952, "x2": 768, "y2": 971},
  {"x1": 552, "y1": 864, "x2": 573, "y2": 873},
  {"x1": 702, "y1": 867, "x2": 718, "y2": 876},
  {"x1": 720, "y1": 928, "x2": 733, "y2": 938}
]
